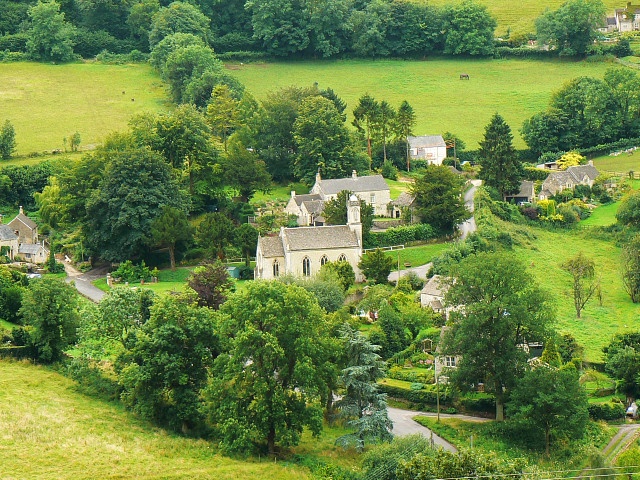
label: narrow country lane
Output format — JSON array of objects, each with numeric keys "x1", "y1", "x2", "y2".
[{"x1": 65, "y1": 263, "x2": 107, "y2": 303}]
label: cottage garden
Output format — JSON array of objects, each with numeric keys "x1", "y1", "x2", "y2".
[{"x1": 3, "y1": 0, "x2": 640, "y2": 478}]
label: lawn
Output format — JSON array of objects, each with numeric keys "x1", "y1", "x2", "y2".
[
  {"x1": 94, "y1": 267, "x2": 193, "y2": 295},
  {"x1": 0, "y1": 359, "x2": 311, "y2": 480},
  {"x1": 226, "y1": 58, "x2": 613, "y2": 148},
  {"x1": 580, "y1": 202, "x2": 620, "y2": 227},
  {"x1": 386, "y1": 242, "x2": 451, "y2": 268},
  {"x1": 0, "y1": 62, "x2": 169, "y2": 155},
  {"x1": 513, "y1": 225, "x2": 640, "y2": 362},
  {"x1": 410, "y1": 0, "x2": 622, "y2": 36},
  {"x1": 591, "y1": 149, "x2": 640, "y2": 173}
]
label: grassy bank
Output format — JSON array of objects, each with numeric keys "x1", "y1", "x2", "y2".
[
  {"x1": 0, "y1": 62, "x2": 169, "y2": 155},
  {"x1": 592, "y1": 149, "x2": 640, "y2": 173},
  {"x1": 386, "y1": 242, "x2": 451, "y2": 268},
  {"x1": 0, "y1": 359, "x2": 310, "y2": 480},
  {"x1": 227, "y1": 58, "x2": 612, "y2": 148}
]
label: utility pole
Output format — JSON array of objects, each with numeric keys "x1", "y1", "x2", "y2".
[{"x1": 436, "y1": 373, "x2": 440, "y2": 423}]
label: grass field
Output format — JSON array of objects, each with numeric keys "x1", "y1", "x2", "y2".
[
  {"x1": 580, "y1": 202, "x2": 620, "y2": 227},
  {"x1": 513, "y1": 225, "x2": 640, "y2": 362},
  {"x1": 0, "y1": 62, "x2": 169, "y2": 155},
  {"x1": 591, "y1": 149, "x2": 640, "y2": 173},
  {"x1": 227, "y1": 58, "x2": 613, "y2": 148},
  {"x1": 386, "y1": 242, "x2": 451, "y2": 268},
  {"x1": 410, "y1": 0, "x2": 621, "y2": 36},
  {"x1": 0, "y1": 359, "x2": 312, "y2": 480},
  {"x1": 93, "y1": 267, "x2": 194, "y2": 295}
]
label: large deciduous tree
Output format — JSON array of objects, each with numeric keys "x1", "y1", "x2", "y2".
[
  {"x1": 322, "y1": 190, "x2": 373, "y2": 238},
  {"x1": 196, "y1": 212, "x2": 235, "y2": 259},
  {"x1": 205, "y1": 281, "x2": 330, "y2": 454},
  {"x1": 442, "y1": 252, "x2": 554, "y2": 420},
  {"x1": 561, "y1": 252, "x2": 599, "y2": 318},
  {"x1": 24, "y1": 0, "x2": 76, "y2": 62},
  {"x1": 352, "y1": 94, "x2": 380, "y2": 167},
  {"x1": 0, "y1": 120, "x2": 17, "y2": 160},
  {"x1": 85, "y1": 147, "x2": 183, "y2": 262},
  {"x1": 442, "y1": 1, "x2": 496, "y2": 56},
  {"x1": 478, "y1": 113, "x2": 522, "y2": 199},
  {"x1": 186, "y1": 261, "x2": 233, "y2": 309},
  {"x1": 535, "y1": 0, "x2": 606, "y2": 57},
  {"x1": 621, "y1": 234, "x2": 640, "y2": 303},
  {"x1": 604, "y1": 333, "x2": 640, "y2": 404},
  {"x1": 335, "y1": 324, "x2": 393, "y2": 450},
  {"x1": 617, "y1": 192, "x2": 640, "y2": 228},
  {"x1": 148, "y1": 206, "x2": 192, "y2": 270},
  {"x1": 221, "y1": 139, "x2": 271, "y2": 201},
  {"x1": 246, "y1": 0, "x2": 310, "y2": 56},
  {"x1": 148, "y1": 0, "x2": 210, "y2": 48},
  {"x1": 234, "y1": 223, "x2": 259, "y2": 266},
  {"x1": 206, "y1": 84, "x2": 239, "y2": 152},
  {"x1": 508, "y1": 365, "x2": 588, "y2": 456},
  {"x1": 410, "y1": 164, "x2": 470, "y2": 232},
  {"x1": 358, "y1": 248, "x2": 394, "y2": 285}
]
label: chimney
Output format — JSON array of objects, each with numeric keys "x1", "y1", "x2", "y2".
[
  {"x1": 291, "y1": 190, "x2": 296, "y2": 198},
  {"x1": 352, "y1": 170, "x2": 357, "y2": 179},
  {"x1": 19, "y1": 206, "x2": 23, "y2": 215},
  {"x1": 316, "y1": 170, "x2": 321, "y2": 183},
  {"x1": 588, "y1": 160, "x2": 594, "y2": 166}
]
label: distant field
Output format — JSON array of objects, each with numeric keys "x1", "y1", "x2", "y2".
[
  {"x1": 410, "y1": 0, "x2": 621, "y2": 36},
  {"x1": 592, "y1": 149, "x2": 640, "y2": 173},
  {"x1": 0, "y1": 62, "x2": 169, "y2": 155},
  {"x1": 227, "y1": 59, "x2": 613, "y2": 148}
]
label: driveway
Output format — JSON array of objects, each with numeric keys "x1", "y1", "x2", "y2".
[
  {"x1": 388, "y1": 262, "x2": 432, "y2": 283},
  {"x1": 65, "y1": 263, "x2": 107, "y2": 303},
  {"x1": 458, "y1": 180, "x2": 481, "y2": 241}
]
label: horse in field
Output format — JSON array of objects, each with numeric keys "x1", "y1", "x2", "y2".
[{"x1": 460, "y1": 73, "x2": 470, "y2": 80}]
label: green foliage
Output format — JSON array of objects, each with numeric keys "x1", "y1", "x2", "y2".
[
  {"x1": 186, "y1": 261, "x2": 232, "y2": 309},
  {"x1": 478, "y1": 113, "x2": 522, "y2": 198},
  {"x1": 443, "y1": 252, "x2": 554, "y2": 420},
  {"x1": 411, "y1": 164, "x2": 470, "y2": 232},
  {"x1": 320, "y1": 261, "x2": 355, "y2": 291},
  {"x1": 24, "y1": 0, "x2": 76, "y2": 62},
  {"x1": 361, "y1": 435, "x2": 432, "y2": 480},
  {"x1": 359, "y1": 248, "x2": 394, "y2": 284},
  {"x1": 196, "y1": 212, "x2": 235, "y2": 260},
  {"x1": 148, "y1": 206, "x2": 192, "y2": 270},
  {"x1": 443, "y1": 1, "x2": 497, "y2": 56},
  {"x1": 561, "y1": 252, "x2": 599, "y2": 318},
  {"x1": 604, "y1": 332, "x2": 640, "y2": 401},
  {"x1": 19, "y1": 278, "x2": 79, "y2": 363},
  {"x1": 587, "y1": 401, "x2": 626, "y2": 420},
  {"x1": 222, "y1": 139, "x2": 272, "y2": 200},
  {"x1": 205, "y1": 281, "x2": 329, "y2": 454},
  {"x1": 540, "y1": 337, "x2": 562, "y2": 367},
  {"x1": 148, "y1": 1, "x2": 210, "y2": 48},
  {"x1": 366, "y1": 224, "x2": 436, "y2": 249},
  {"x1": 616, "y1": 191, "x2": 640, "y2": 227},
  {"x1": 507, "y1": 365, "x2": 589, "y2": 455},
  {"x1": 322, "y1": 190, "x2": 373, "y2": 238},
  {"x1": 621, "y1": 234, "x2": 640, "y2": 303},
  {"x1": 112, "y1": 260, "x2": 152, "y2": 283},
  {"x1": 335, "y1": 324, "x2": 392, "y2": 450},
  {"x1": 0, "y1": 120, "x2": 17, "y2": 160},
  {"x1": 119, "y1": 295, "x2": 217, "y2": 432},
  {"x1": 375, "y1": 303, "x2": 409, "y2": 359}
]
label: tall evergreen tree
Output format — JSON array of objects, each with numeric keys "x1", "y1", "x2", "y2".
[
  {"x1": 352, "y1": 94, "x2": 380, "y2": 169},
  {"x1": 335, "y1": 324, "x2": 393, "y2": 450},
  {"x1": 394, "y1": 101, "x2": 416, "y2": 171},
  {"x1": 375, "y1": 101, "x2": 395, "y2": 164},
  {"x1": 478, "y1": 113, "x2": 522, "y2": 199}
]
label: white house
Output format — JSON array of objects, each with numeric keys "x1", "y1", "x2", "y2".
[
  {"x1": 420, "y1": 275, "x2": 453, "y2": 319},
  {"x1": 615, "y1": 2, "x2": 640, "y2": 31},
  {"x1": 255, "y1": 195, "x2": 364, "y2": 281},
  {"x1": 18, "y1": 242, "x2": 49, "y2": 264},
  {"x1": 407, "y1": 135, "x2": 447, "y2": 166},
  {"x1": 309, "y1": 170, "x2": 391, "y2": 217}
]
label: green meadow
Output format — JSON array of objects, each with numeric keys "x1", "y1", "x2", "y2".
[
  {"x1": 591, "y1": 149, "x2": 640, "y2": 173},
  {"x1": 0, "y1": 62, "x2": 169, "y2": 155},
  {"x1": 227, "y1": 58, "x2": 613, "y2": 148}
]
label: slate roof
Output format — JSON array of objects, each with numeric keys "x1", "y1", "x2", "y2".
[
  {"x1": 392, "y1": 192, "x2": 415, "y2": 207},
  {"x1": 421, "y1": 275, "x2": 449, "y2": 297},
  {"x1": 19, "y1": 243, "x2": 46, "y2": 255},
  {"x1": 282, "y1": 225, "x2": 359, "y2": 250},
  {"x1": 302, "y1": 199, "x2": 325, "y2": 215},
  {"x1": 292, "y1": 193, "x2": 322, "y2": 207},
  {"x1": 0, "y1": 225, "x2": 18, "y2": 241},
  {"x1": 567, "y1": 164, "x2": 599, "y2": 182},
  {"x1": 9, "y1": 212, "x2": 37, "y2": 230},
  {"x1": 506, "y1": 181, "x2": 535, "y2": 199},
  {"x1": 316, "y1": 174, "x2": 389, "y2": 195},
  {"x1": 607, "y1": 16, "x2": 617, "y2": 25},
  {"x1": 258, "y1": 236, "x2": 285, "y2": 258},
  {"x1": 408, "y1": 135, "x2": 446, "y2": 149}
]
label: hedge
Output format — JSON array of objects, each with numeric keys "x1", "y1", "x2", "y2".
[
  {"x1": 377, "y1": 383, "x2": 452, "y2": 406},
  {"x1": 457, "y1": 395, "x2": 496, "y2": 414},
  {"x1": 524, "y1": 167, "x2": 551, "y2": 181},
  {"x1": 0, "y1": 33, "x2": 28, "y2": 53},
  {"x1": 365, "y1": 223, "x2": 436, "y2": 248},
  {"x1": 588, "y1": 402, "x2": 626, "y2": 421},
  {"x1": 495, "y1": 46, "x2": 557, "y2": 60},
  {"x1": 578, "y1": 137, "x2": 640, "y2": 158}
]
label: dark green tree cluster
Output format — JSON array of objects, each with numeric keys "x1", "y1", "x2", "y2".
[{"x1": 522, "y1": 68, "x2": 640, "y2": 156}]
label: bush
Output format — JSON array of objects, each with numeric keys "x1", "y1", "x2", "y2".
[
  {"x1": 495, "y1": 46, "x2": 557, "y2": 59},
  {"x1": 457, "y1": 394, "x2": 496, "y2": 414},
  {"x1": 523, "y1": 166, "x2": 551, "y2": 181},
  {"x1": 587, "y1": 402, "x2": 625, "y2": 421},
  {"x1": 238, "y1": 265, "x2": 253, "y2": 280},
  {"x1": 381, "y1": 161, "x2": 398, "y2": 180},
  {"x1": 0, "y1": 33, "x2": 28, "y2": 52},
  {"x1": 74, "y1": 29, "x2": 134, "y2": 58},
  {"x1": 0, "y1": 50, "x2": 27, "y2": 62},
  {"x1": 366, "y1": 224, "x2": 436, "y2": 248},
  {"x1": 64, "y1": 357, "x2": 122, "y2": 401},
  {"x1": 111, "y1": 260, "x2": 152, "y2": 283},
  {"x1": 387, "y1": 366, "x2": 434, "y2": 383},
  {"x1": 377, "y1": 382, "x2": 452, "y2": 406}
]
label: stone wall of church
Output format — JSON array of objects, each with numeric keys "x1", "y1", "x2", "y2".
[{"x1": 285, "y1": 247, "x2": 363, "y2": 281}]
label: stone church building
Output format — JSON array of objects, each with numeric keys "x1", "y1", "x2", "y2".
[{"x1": 255, "y1": 195, "x2": 364, "y2": 281}]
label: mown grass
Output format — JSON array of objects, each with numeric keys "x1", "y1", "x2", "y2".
[
  {"x1": 0, "y1": 62, "x2": 169, "y2": 155},
  {"x1": 93, "y1": 267, "x2": 193, "y2": 295},
  {"x1": 227, "y1": 58, "x2": 613, "y2": 148},
  {"x1": 591, "y1": 149, "x2": 640, "y2": 173},
  {"x1": 513, "y1": 225, "x2": 640, "y2": 362},
  {"x1": 410, "y1": 0, "x2": 621, "y2": 36},
  {"x1": 386, "y1": 242, "x2": 451, "y2": 267},
  {"x1": 580, "y1": 202, "x2": 620, "y2": 227},
  {"x1": 0, "y1": 359, "x2": 311, "y2": 480}
]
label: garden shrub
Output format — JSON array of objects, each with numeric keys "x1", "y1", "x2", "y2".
[
  {"x1": 377, "y1": 382, "x2": 452, "y2": 406},
  {"x1": 366, "y1": 224, "x2": 436, "y2": 248},
  {"x1": 111, "y1": 260, "x2": 151, "y2": 283},
  {"x1": 0, "y1": 33, "x2": 28, "y2": 52},
  {"x1": 587, "y1": 402, "x2": 625, "y2": 421}
]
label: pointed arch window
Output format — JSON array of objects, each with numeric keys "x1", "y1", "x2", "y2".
[
  {"x1": 273, "y1": 260, "x2": 280, "y2": 277},
  {"x1": 303, "y1": 256, "x2": 311, "y2": 277},
  {"x1": 338, "y1": 254, "x2": 347, "y2": 263},
  {"x1": 320, "y1": 255, "x2": 329, "y2": 267}
]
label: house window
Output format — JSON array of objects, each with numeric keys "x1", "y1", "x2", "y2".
[
  {"x1": 273, "y1": 260, "x2": 279, "y2": 277},
  {"x1": 320, "y1": 255, "x2": 328, "y2": 267},
  {"x1": 338, "y1": 254, "x2": 347, "y2": 262},
  {"x1": 302, "y1": 257, "x2": 311, "y2": 277},
  {"x1": 445, "y1": 356, "x2": 457, "y2": 368},
  {"x1": 370, "y1": 193, "x2": 375, "y2": 204}
]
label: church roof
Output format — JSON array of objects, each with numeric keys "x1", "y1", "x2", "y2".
[
  {"x1": 282, "y1": 225, "x2": 359, "y2": 251},
  {"x1": 259, "y1": 236, "x2": 285, "y2": 258},
  {"x1": 316, "y1": 174, "x2": 389, "y2": 195}
]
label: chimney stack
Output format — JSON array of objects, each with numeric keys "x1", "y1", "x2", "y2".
[{"x1": 352, "y1": 170, "x2": 357, "y2": 179}]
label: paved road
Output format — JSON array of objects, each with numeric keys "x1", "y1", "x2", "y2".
[
  {"x1": 388, "y1": 407, "x2": 489, "y2": 452},
  {"x1": 388, "y1": 262, "x2": 433, "y2": 283},
  {"x1": 458, "y1": 179, "x2": 482, "y2": 241},
  {"x1": 65, "y1": 263, "x2": 107, "y2": 303}
]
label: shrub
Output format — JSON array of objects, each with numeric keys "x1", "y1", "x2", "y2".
[
  {"x1": 111, "y1": 260, "x2": 152, "y2": 283},
  {"x1": 381, "y1": 161, "x2": 398, "y2": 180},
  {"x1": 238, "y1": 265, "x2": 253, "y2": 280},
  {"x1": 64, "y1": 357, "x2": 122, "y2": 400},
  {"x1": 410, "y1": 382, "x2": 425, "y2": 390},
  {"x1": 0, "y1": 33, "x2": 28, "y2": 52},
  {"x1": 377, "y1": 382, "x2": 452, "y2": 406},
  {"x1": 366, "y1": 224, "x2": 436, "y2": 248},
  {"x1": 587, "y1": 402, "x2": 625, "y2": 421}
]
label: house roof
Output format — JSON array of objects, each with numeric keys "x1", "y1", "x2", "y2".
[
  {"x1": 408, "y1": 135, "x2": 446, "y2": 149},
  {"x1": 567, "y1": 164, "x2": 599, "y2": 182},
  {"x1": 292, "y1": 193, "x2": 322, "y2": 207},
  {"x1": 258, "y1": 236, "x2": 285, "y2": 258},
  {"x1": 392, "y1": 192, "x2": 415, "y2": 207},
  {"x1": 19, "y1": 243, "x2": 46, "y2": 255},
  {"x1": 315, "y1": 174, "x2": 389, "y2": 195},
  {"x1": 282, "y1": 225, "x2": 359, "y2": 251},
  {"x1": 607, "y1": 16, "x2": 617, "y2": 25},
  {"x1": 421, "y1": 275, "x2": 449, "y2": 298},
  {"x1": 0, "y1": 225, "x2": 18, "y2": 241},
  {"x1": 302, "y1": 199, "x2": 325, "y2": 215},
  {"x1": 9, "y1": 212, "x2": 37, "y2": 231},
  {"x1": 506, "y1": 181, "x2": 535, "y2": 199}
]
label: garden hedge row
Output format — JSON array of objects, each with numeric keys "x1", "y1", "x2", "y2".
[
  {"x1": 587, "y1": 402, "x2": 626, "y2": 421},
  {"x1": 365, "y1": 224, "x2": 436, "y2": 248}
]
